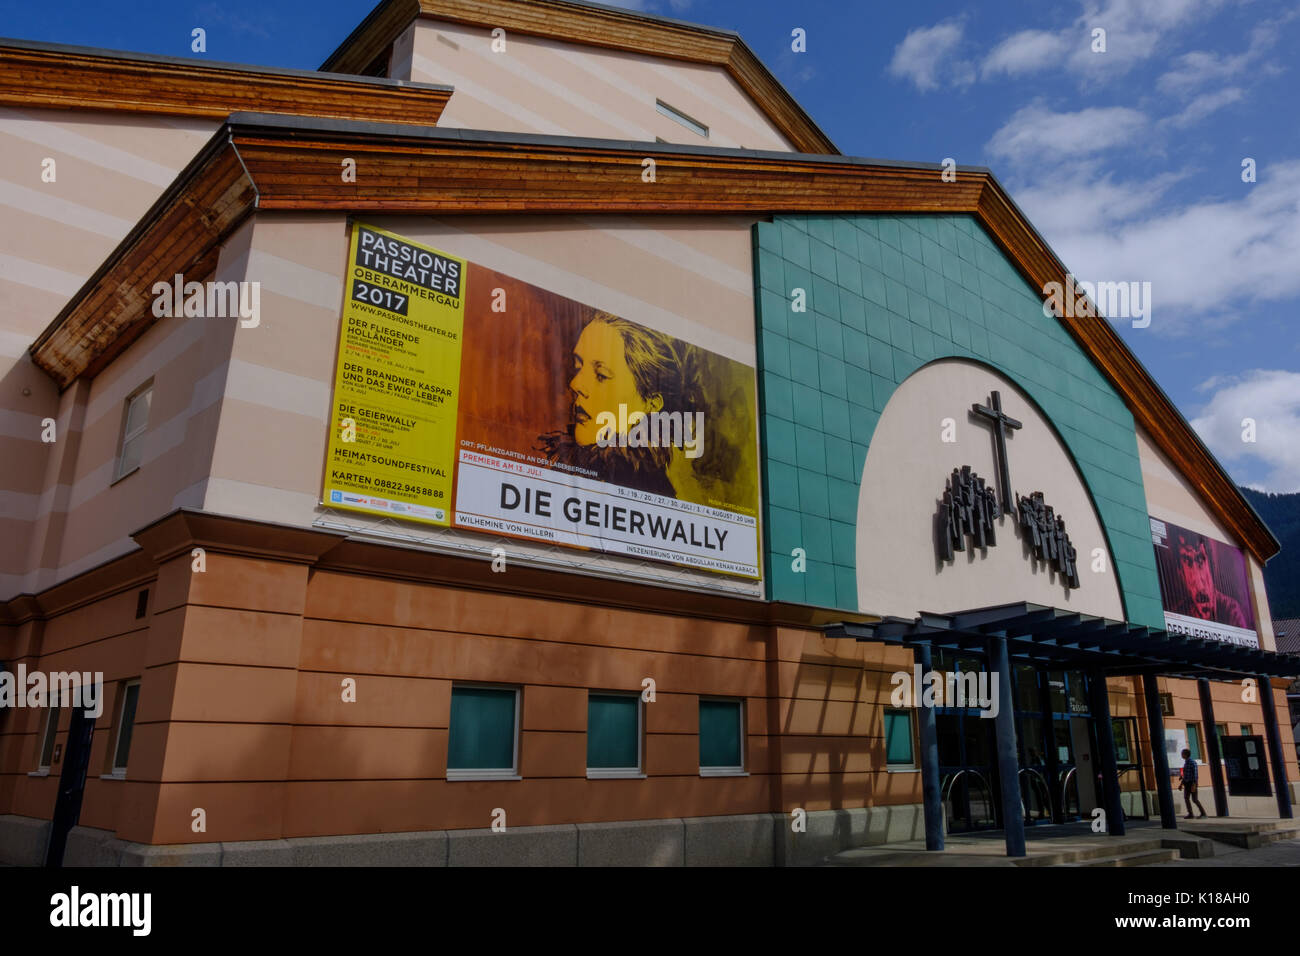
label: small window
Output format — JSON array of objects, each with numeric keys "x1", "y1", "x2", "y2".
[
  {"x1": 447, "y1": 685, "x2": 519, "y2": 780},
  {"x1": 135, "y1": 589, "x2": 149, "y2": 620},
  {"x1": 114, "y1": 384, "x2": 153, "y2": 481},
  {"x1": 112, "y1": 680, "x2": 141, "y2": 774},
  {"x1": 699, "y1": 698, "x2": 744, "y2": 775},
  {"x1": 1240, "y1": 724, "x2": 1252, "y2": 736},
  {"x1": 587, "y1": 693, "x2": 642, "y2": 777},
  {"x1": 1186, "y1": 722, "x2": 1202, "y2": 762},
  {"x1": 39, "y1": 705, "x2": 62, "y2": 770},
  {"x1": 1215, "y1": 723, "x2": 1228, "y2": 747},
  {"x1": 884, "y1": 710, "x2": 915, "y2": 767},
  {"x1": 655, "y1": 99, "x2": 708, "y2": 138}
]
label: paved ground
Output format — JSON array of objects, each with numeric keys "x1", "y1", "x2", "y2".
[{"x1": 1150, "y1": 837, "x2": 1300, "y2": 866}]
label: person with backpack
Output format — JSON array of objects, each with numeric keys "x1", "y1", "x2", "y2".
[{"x1": 1179, "y1": 748, "x2": 1207, "y2": 819}]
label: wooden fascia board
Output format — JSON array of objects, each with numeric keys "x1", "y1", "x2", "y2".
[
  {"x1": 28, "y1": 135, "x2": 256, "y2": 390},
  {"x1": 0, "y1": 40, "x2": 451, "y2": 125},
  {"x1": 28, "y1": 126, "x2": 1278, "y2": 562},
  {"x1": 323, "y1": 0, "x2": 836, "y2": 153},
  {"x1": 231, "y1": 131, "x2": 977, "y2": 212},
  {"x1": 321, "y1": 0, "x2": 422, "y2": 75}
]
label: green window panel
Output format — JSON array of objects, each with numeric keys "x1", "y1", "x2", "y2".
[
  {"x1": 700, "y1": 699, "x2": 744, "y2": 770},
  {"x1": 448, "y1": 686, "x2": 517, "y2": 771},
  {"x1": 885, "y1": 710, "x2": 914, "y2": 765},
  {"x1": 588, "y1": 694, "x2": 640, "y2": 771}
]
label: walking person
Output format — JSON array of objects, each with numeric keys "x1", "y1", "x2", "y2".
[{"x1": 1178, "y1": 748, "x2": 1207, "y2": 819}]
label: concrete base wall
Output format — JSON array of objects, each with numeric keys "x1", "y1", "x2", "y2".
[
  {"x1": 4, "y1": 805, "x2": 935, "y2": 867},
  {"x1": 0, "y1": 814, "x2": 51, "y2": 866}
]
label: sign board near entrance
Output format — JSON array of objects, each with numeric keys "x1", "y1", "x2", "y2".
[
  {"x1": 1150, "y1": 517, "x2": 1258, "y2": 647},
  {"x1": 321, "y1": 222, "x2": 761, "y2": 579}
]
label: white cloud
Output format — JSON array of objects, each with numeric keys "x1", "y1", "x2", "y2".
[
  {"x1": 1190, "y1": 370, "x2": 1300, "y2": 493},
  {"x1": 1159, "y1": 86, "x2": 1244, "y2": 129},
  {"x1": 986, "y1": 104, "x2": 1148, "y2": 163},
  {"x1": 1156, "y1": 17, "x2": 1292, "y2": 95},
  {"x1": 982, "y1": 30, "x2": 1071, "y2": 77},
  {"x1": 887, "y1": 20, "x2": 974, "y2": 92},
  {"x1": 1015, "y1": 159, "x2": 1300, "y2": 322}
]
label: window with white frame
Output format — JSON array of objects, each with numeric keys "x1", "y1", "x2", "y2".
[
  {"x1": 114, "y1": 384, "x2": 153, "y2": 481},
  {"x1": 111, "y1": 680, "x2": 141, "y2": 775},
  {"x1": 587, "y1": 692, "x2": 642, "y2": 777},
  {"x1": 699, "y1": 697, "x2": 745, "y2": 775},
  {"x1": 447, "y1": 685, "x2": 520, "y2": 780},
  {"x1": 655, "y1": 99, "x2": 708, "y2": 138}
]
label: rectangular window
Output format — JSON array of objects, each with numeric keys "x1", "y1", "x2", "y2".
[
  {"x1": 587, "y1": 693, "x2": 642, "y2": 776},
  {"x1": 655, "y1": 99, "x2": 708, "y2": 138},
  {"x1": 699, "y1": 698, "x2": 744, "y2": 774},
  {"x1": 884, "y1": 710, "x2": 915, "y2": 767},
  {"x1": 1240, "y1": 724, "x2": 1252, "y2": 735},
  {"x1": 447, "y1": 685, "x2": 519, "y2": 780},
  {"x1": 1186, "y1": 722, "x2": 1202, "y2": 762},
  {"x1": 39, "y1": 705, "x2": 61, "y2": 770},
  {"x1": 114, "y1": 384, "x2": 153, "y2": 481},
  {"x1": 1215, "y1": 723, "x2": 1228, "y2": 748},
  {"x1": 112, "y1": 681, "x2": 140, "y2": 773}
]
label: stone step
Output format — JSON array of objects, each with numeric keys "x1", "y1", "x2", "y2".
[
  {"x1": 1012, "y1": 838, "x2": 1166, "y2": 866},
  {"x1": 1182, "y1": 822, "x2": 1300, "y2": 849},
  {"x1": 1065, "y1": 848, "x2": 1181, "y2": 867}
]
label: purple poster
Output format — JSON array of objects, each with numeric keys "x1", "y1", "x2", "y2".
[{"x1": 1150, "y1": 517, "x2": 1258, "y2": 648}]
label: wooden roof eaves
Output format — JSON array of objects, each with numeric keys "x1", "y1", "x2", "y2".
[{"x1": 0, "y1": 36, "x2": 452, "y2": 124}]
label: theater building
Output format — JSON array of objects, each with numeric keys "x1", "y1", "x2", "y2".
[{"x1": 0, "y1": 0, "x2": 1296, "y2": 867}]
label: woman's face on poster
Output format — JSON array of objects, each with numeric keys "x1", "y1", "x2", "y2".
[{"x1": 568, "y1": 319, "x2": 658, "y2": 445}]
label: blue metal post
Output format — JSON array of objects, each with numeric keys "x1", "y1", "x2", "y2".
[
  {"x1": 914, "y1": 642, "x2": 944, "y2": 851},
  {"x1": 986, "y1": 633, "x2": 1025, "y2": 857},
  {"x1": 1259, "y1": 674, "x2": 1295, "y2": 819},
  {"x1": 1197, "y1": 678, "x2": 1228, "y2": 816},
  {"x1": 1088, "y1": 670, "x2": 1125, "y2": 836},
  {"x1": 1142, "y1": 674, "x2": 1178, "y2": 829}
]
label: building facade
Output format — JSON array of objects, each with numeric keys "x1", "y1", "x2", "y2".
[{"x1": 0, "y1": 0, "x2": 1296, "y2": 867}]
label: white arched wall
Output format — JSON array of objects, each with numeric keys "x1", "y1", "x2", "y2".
[{"x1": 855, "y1": 359, "x2": 1125, "y2": 620}]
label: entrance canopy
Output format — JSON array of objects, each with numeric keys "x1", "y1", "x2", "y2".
[{"x1": 826, "y1": 602, "x2": 1300, "y2": 681}]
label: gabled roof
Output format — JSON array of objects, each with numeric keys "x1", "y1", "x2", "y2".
[
  {"x1": 321, "y1": 0, "x2": 837, "y2": 154},
  {"x1": 25, "y1": 112, "x2": 1281, "y2": 566},
  {"x1": 0, "y1": 37, "x2": 451, "y2": 125}
]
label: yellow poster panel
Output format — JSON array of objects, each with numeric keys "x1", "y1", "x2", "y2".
[{"x1": 322, "y1": 222, "x2": 466, "y2": 525}]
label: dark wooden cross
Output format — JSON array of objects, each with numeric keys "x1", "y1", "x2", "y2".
[{"x1": 971, "y1": 391, "x2": 1022, "y2": 513}]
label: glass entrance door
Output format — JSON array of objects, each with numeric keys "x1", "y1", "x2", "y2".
[{"x1": 935, "y1": 650, "x2": 998, "y2": 832}]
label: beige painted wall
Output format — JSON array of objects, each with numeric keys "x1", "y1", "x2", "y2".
[
  {"x1": 197, "y1": 210, "x2": 765, "y2": 597},
  {"x1": 0, "y1": 108, "x2": 218, "y2": 599},
  {"x1": 1135, "y1": 427, "x2": 1276, "y2": 650},
  {"x1": 856, "y1": 359, "x2": 1125, "y2": 620},
  {"x1": 403, "y1": 19, "x2": 796, "y2": 150}
]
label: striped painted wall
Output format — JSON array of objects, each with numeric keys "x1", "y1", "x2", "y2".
[
  {"x1": 403, "y1": 20, "x2": 797, "y2": 151},
  {"x1": 0, "y1": 108, "x2": 219, "y2": 599}
]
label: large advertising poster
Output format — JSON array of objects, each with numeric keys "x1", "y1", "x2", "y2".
[
  {"x1": 322, "y1": 222, "x2": 761, "y2": 579},
  {"x1": 1149, "y1": 516, "x2": 1258, "y2": 647}
]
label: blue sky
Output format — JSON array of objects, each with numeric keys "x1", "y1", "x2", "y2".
[{"x1": 4, "y1": 0, "x2": 1297, "y2": 491}]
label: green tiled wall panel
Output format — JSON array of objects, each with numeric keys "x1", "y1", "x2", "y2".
[{"x1": 753, "y1": 213, "x2": 1164, "y2": 629}]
